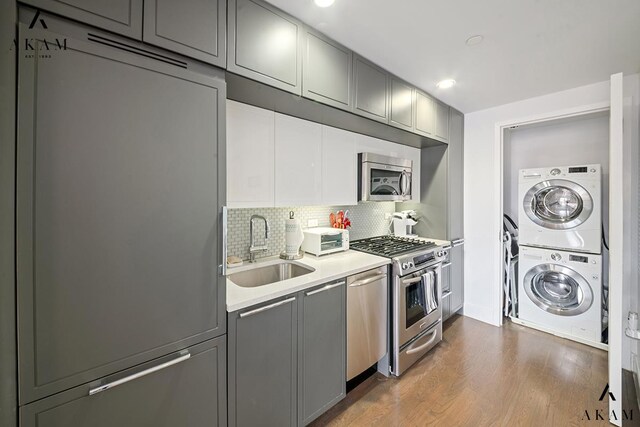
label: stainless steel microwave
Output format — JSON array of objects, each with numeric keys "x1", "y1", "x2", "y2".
[{"x1": 358, "y1": 153, "x2": 412, "y2": 201}]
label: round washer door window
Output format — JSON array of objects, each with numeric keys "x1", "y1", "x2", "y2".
[
  {"x1": 524, "y1": 264, "x2": 593, "y2": 316},
  {"x1": 523, "y1": 179, "x2": 593, "y2": 230}
]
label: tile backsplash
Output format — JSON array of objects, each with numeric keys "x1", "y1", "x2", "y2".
[{"x1": 227, "y1": 202, "x2": 396, "y2": 261}]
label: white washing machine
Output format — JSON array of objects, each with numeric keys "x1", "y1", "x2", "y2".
[
  {"x1": 518, "y1": 246, "x2": 602, "y2": 344},
  {"x1": 518, "y1": 164, "x2": 601, "y2": 254}
]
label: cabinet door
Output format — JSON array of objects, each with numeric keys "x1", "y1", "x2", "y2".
[
  {"x1": 448, "y1": 109, "x2": 464, "y2": 239},
  {"x1": 321, "y1": 126, "x2": 357, "y2": 206},
  {"x1": 435, "y1": 100, "x2": 450, "y2": 142},
  {"x1": 275, "y1": 113, "x2": 322, "y2": 206},
  {"x1": 22, "y1": 0, "x2": 143, "y2": 39},
  {"x1": 17, "y1": 28, "x2": 226, "y2": 403},
  {"x1": 414, "y1": 90, "x2": 435, "y2": 137},
  {"x1": 389, "y1": 77, "x2": 414, "y2": 131},
  {"x1": 353, "y1": 55, "x2": 389, "y2": 123},
  {"x1": 143, "y1": 0, "x2": 226, "y2": 67},
  {"x1": 228, "y1": 0, "x2": 302, "y2": 95},
  {"x1": 299, "y1": 280, "x2": 346, "y2": 425},
  {"x1": 20, "y1": 337, "x2": 227, "y2": 427},
  {"x1": 227, "y1": 100, "x2": 275, "y2": 207},
  {"x1": 303, "y1": 29, "x2": 352, "y2": 111},
  {"x1": 450, "y1": 244, "x2": 464, "y2": 313},
  {"x1": 229, "y1": 296, "x2": 298, "y2": 427},
  {"x1": 442, "y1": 292, "x2": 452, "y2": 321}
]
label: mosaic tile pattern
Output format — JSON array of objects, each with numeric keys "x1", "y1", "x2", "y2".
[{"x1": 227, "y1": 202, "x2": 396, "y2": 261}]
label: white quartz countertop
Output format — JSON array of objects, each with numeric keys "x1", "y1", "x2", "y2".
[{"x1": 226, "y1": 250, "x2": 390, "y2": 312}]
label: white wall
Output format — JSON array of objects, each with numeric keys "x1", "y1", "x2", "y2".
[{"x1": 463, "y1": 74, "x2": 639, "y2": 357}]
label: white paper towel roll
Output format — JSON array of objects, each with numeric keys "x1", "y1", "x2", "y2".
[{"x1": 285, "y1": 212, "x2": 304, "y2": 255}]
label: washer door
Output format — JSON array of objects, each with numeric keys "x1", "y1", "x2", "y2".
[
  {"x1": 523, "y1": 179, "x2": 593, "y2": 230},
  {"x1": 524, "y1": 264, "x2": 593, "y2": 316}
]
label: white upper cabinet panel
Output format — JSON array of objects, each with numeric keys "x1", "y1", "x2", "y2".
[
  {"x1": 321, "y1": 126, "x2": 357, "y2": 206},
  {"x1": 226, "y1": 100, "x2": 275, "y2": 208},
  {"x1": 275, "y1": 113, "x2": 322, "y2": 206}
]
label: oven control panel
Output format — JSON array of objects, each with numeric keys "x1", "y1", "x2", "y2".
[{"x1": 393, "y1": 246, "x2": 447, "y2": 276}]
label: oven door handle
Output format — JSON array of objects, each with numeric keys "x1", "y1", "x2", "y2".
[
  {"x1": 405, "y1": 323, "x2": 440, "y2": 355},
  {"x1": 401, "y1": 276, "x2": 423, "y2": 285}
]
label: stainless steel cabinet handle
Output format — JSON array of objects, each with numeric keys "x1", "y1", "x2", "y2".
[
  {"x1": 239, "y1": 297, "x2": 296, "y2": 318},
  {"x1": 306, "y1": 281, "x2": 345, "y2": 296},
  {"x1": 451, "y1": 238, "x2": 465, "y2": 247},
  {"x1": 349, "y1": 274, "x2": 387, "y2": 287},
  {"x1": 441, "y1": 262, "x2": 452, "y2": 268},
  {"x1": 89, "y1": 351, "x2": 190, "y2": 395},
  {"x1": 405, "y1": 326, "x2": 439, "y2": 355}
]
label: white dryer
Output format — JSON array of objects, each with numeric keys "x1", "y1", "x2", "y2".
[
  {"x1": 518, "y1": 164, "x2": 602, "y2": 254},
  {"x1": 518, "y1": 246, "x2": 602, "y2": 344}
]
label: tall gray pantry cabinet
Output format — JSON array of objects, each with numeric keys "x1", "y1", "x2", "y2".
[{"x1": 16, "y1": 13, "x2": 227, "y2": 426}]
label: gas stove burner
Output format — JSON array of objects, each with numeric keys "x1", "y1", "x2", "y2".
[{"x1": 350, "y1": 235, "x2": 437, "y2": 258}]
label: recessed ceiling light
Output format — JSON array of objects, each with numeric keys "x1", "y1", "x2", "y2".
[
  {"x1": 465, "y1": 35, "x2": 484, "y2": 46},
  {"x1": 314, "y1": 0, "x2": 335, "y2": 7},
  {"x1": 436, "y1": 79, "x2": 456, "y2": 89}
]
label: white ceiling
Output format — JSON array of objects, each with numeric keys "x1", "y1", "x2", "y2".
[{"x1": 265, "y1": 0, "x2": 640, "y2": 112}]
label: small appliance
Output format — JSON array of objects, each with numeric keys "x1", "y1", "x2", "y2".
[
  {"x1": 518, "y1": 164, "x2": 602, "y2": 254},
  {"x1": 302, "y1": 227, "x2": 349, "y2": 256},
  {"x1": 358, "y1": 153, "x2": 412, "y2": 201},
  {"x1": 518, "y1": 246, "x2": 602, "y2": 344},
  {"x1": 392, "y1": 210, "x2": 419, "y2": 237}
]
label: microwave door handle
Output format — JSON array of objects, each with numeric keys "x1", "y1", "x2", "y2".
[{"x1": 400, "y1": 171, "x2": 408, "y2": 196}]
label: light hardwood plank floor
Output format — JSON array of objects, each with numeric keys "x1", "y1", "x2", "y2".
[{"x1": 312, "y1": 315, "x2": 609, "y2": 426}]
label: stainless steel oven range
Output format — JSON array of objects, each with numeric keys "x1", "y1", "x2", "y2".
[{"x1": 349, "y1": 236, "x2": 448, "y2": 376}]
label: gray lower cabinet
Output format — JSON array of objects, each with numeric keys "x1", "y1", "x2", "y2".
[
  {"x1": 302, "y1": 28, "x2": 352, "y2": 111},
  {"x1": 229, "y1": 296, "x2": 298, "y2": 427},
  {"x1": 299, "y1": 280, "x2": 346, "y2": 425},
  {"x1": 450, "y1": 244, "x2": 464, "y2": 313},
  {"x1": 20, "y1": 337, "x2": 227, "y2": 427},
  {"x1": 21, "y1": 0, "x2": 143, "y2": 39},
  {"x1": 17, "y1": 17, "x2": 226, "y2": 404},
  {"x1": 389, "y1": 77, "x2": 414, "y2": 131},
  {"x1": 229, "y1": 280, "x2": 346, "y2": 427},
  {"x1": 228, "y1": 0, "x2": 303, "y2": 95},
  {"x1": 143, "y1": 0, "x2": 226, "y2": 67},
  {"x1": 442, "y1": 292, "x2": 452, "y2": 321},
  {"x1": 353, "y1": 55, "x2": 389, "y2": 123}
]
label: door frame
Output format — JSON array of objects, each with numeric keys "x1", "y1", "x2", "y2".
[{"x1": 493, "y1": 100, "x2": 611, "y2": 327}]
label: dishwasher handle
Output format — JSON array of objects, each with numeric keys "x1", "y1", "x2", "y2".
[{"x1": 349, "y1": 273, "x2": 387, "y2": 287}]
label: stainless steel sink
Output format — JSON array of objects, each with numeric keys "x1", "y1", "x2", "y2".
[{"x1": 228, "y1": 262, "x2": 315, "y2": 288}]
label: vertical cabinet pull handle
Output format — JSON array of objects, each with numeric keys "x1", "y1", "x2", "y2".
[
  {"x1": 239, "y1": 297, "x2": 296, "y2": 318},
  {"x1": 89, "y1": 351, "x2": 191, "y2": 396}
]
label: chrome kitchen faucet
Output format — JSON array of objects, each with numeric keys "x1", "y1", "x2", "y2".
[{"x1": 249, "y1": 215, "x2": 270, "y2": 262}]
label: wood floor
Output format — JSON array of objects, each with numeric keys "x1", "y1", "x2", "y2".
[{"x1": 312, "y1": 315, "x2": 610, "y2": 426}]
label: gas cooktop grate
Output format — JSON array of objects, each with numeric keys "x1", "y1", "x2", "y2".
[{"x1": 350, "y1": 235, "x2": 437, "y2": 258}]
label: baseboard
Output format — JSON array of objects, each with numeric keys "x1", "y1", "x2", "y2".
[{"x1": 509, "y1": 316, "x2": 608, "y2": 351}]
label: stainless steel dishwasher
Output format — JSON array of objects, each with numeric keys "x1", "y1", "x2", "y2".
[{"x1": 346, "y1": 266, "x2": 388, "y2": 380}]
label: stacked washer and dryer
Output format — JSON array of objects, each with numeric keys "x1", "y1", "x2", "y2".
[{"x1": 517, "y1": 164, "x2": 604, "y2": 345}]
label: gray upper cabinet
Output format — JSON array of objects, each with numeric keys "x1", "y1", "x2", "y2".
[
  {"x1": 17, "y1": 23, "x2": 226, "y2": 403},
  {"x1": 228, "y1": 0, "x2": 303, "y2": 95},
  {"x1": 389, "y1": 77, "x2": 415, "y2": 131},
  {"x1": 143, "y1": 0, "x2": 226, "y2": 67},
  {"x1": 20, "y1": 337, "x2": 227, "y2": 427},
  {"x1": 229, "y1": 296, "x2": 298, "y2": 427},
  {"x1": 21, "y1": 0, "x2": 143, "y2": 39},
  {"x1": 299, "y1": 280, "x2": 346, "y2": 425},
  {"x1": 352, "y1": 55, "x2": 389, "y2": 123},
  {"x1": 302, "y1": 28, "x2": 352, "y2": 110},
  {"x1": 415, "y1": 89, "x2": 436, "y2": 138},
  {"x1": 435, "y1": 100, "x2": 450, "y2": 142}
]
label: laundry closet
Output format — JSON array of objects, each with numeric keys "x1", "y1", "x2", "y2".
[{"x1": 502, "y1": 111, "x2": 610, "y2": 348}]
